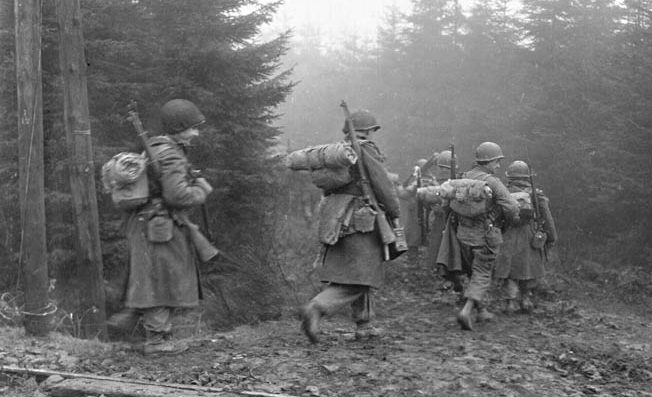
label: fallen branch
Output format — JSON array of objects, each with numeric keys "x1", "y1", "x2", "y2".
[{"x1": 1, "y1": 365, "x2": 297, "y2": 397}]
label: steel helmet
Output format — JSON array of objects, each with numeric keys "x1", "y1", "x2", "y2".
[
  {"x1": 416, "y1": 158, "x2": 428, "y2": 168},
  {"x1": 505, "y1": 160, "x2": 531, "y2": 178},
  {"x1": 436, "y1": 150, "x2": 456, "y2": 169},
  {"x1": 475, "y1": 142, "x2": 505, "y2": 162},
  {"x1": 342, "y1": 110, "x2": 380, "y2": 133},
  {"x1": 160, "y1": 99, "x2": 206, "y2": 134}
]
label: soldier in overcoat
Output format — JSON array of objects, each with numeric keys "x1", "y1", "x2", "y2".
[
  {"x1": 300, "y1": 109, "x2": 401, "y2": 343},
  {"x1": 418, "y1": 150, "x2": 464, "y2": 290},
  {"x1": 108, "y1": 99, "x2": 216, "y2": 354},
  {"x1": 451, "y1": 142, "x2": 519, "y2": 331},
  {"x1": 396, "y1": 158, "x2": 431, "y2": 263},
  {"x1": 495, "y1": 161, "x2": 558, "y2": 313}
]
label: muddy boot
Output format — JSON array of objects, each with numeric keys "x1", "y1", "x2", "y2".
[
  {"x1": 106, "y1": 309, "x2": 139, "y2": 332},
  {"x1": 520, "y1": 295, "x2": 534, "y2": 313},
  {"x1": 457, "y1": 299, "x2": 474, "y2": 331},
  {"x1": 355, "y1": 322, "x2": 383, "y2": 340},
  {"x1": 477, "y1": 307, "x2": 495, "y2": 323},
  {"x1": 300, "y1": 304, "x2": 321, "y2": 344},
  {"x1": 142, "y1": 332, "x2": 188, "y2": 355},
  {"x1": 503, "y1": 299, "x2": 519, "y2": 315}
]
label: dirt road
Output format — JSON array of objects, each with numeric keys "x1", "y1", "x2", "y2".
[{"x1": 2, "y1": 257, "x2": 652, "y2": 397}]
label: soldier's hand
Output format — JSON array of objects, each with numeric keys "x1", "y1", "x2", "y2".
[{"x1": 193, "y1": 177, "x2": 213, "y2": 194}]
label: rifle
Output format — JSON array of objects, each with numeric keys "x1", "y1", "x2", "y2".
[
  {"x1": 527, "y1": 163, "x2": 548, "y2": 261},
  {"x1": 449, "y1": 144, "x2": 456, "y2": 180},
  {"x1": 401, "y1": 153, "x2": 436, "y2": 187},
  {"x1": 413, "y1": 165, "x2": 430, "y2": 246},
  {"x1": 340, "y1": 100, "x2": 407, "y2": 260}
]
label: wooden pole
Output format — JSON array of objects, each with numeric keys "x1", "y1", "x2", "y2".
[
  {"x1": 14, "y1": 0, "x2": 49, "y2": 336},
  {"x1": 55, "y1": 0, "x2": 107, "y2": 340}
]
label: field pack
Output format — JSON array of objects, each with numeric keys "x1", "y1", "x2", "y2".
[
  {"x1": 437, "y1": 178, "x2": 493, "y2": 217},
  {"x1": 101, "y1": 152, "x2": 150, "y2": 211},
  {"x1": 510, "y1": 190, "x2": 535, "y2": 220},
  {"x1": 286, "y1": 142, "x2": 358, "y2": 190}
]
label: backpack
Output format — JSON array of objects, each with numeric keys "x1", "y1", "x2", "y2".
[
  {"x1": 510, "y1": 190, "x2": 535, "y2": 220},
  {"x1": 101, "y1": 152, "x2": 150, "y2": 211},
  {"x1": 437, "y1": 178, "x2": 493, "y2": 218}
]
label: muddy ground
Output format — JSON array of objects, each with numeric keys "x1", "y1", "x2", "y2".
[{"x1": 2, "y1": 253, "x2": 652, "y2": 397}]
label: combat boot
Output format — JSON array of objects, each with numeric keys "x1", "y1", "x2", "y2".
[
  {"x1": 106, "y1": 309, "x2": 139, "y2": 332},
  {"x1": 457, "y1": 299, "x2": 474, "y2": 331},
  {"x1": 300, "y1": 304, "x2": 321, "y2": 344},
  {"x1": 354, "y1": 322, "x2": 383, "y2": 340},
  {"x1": 142, "y1": 332, "x2": 188, "y2": 355},
  {"x1": 503, "y1": 299, "x2": 520, "y2": 314},
  {"x1": 477, "y1": 307, "x2": 495, "y2": 322},
  {"x1": 520, "y1": 295, "x2": 534, "y2": 313}
]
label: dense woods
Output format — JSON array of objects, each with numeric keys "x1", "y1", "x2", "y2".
[
  {"x1": 1, "y1": 0, "x2": 651, "y2": 331},
  {"x1": 279, "y1": 0, "x2": 652, "y2": 278}
]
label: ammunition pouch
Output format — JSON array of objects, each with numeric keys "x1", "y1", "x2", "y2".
[
  {"x1": 531, "y1": 229, "x2": 547, "y2": 250},
  {"x1": 146, "y1": 215, "x2": 174, "y2": 243},
  {"x1": 352, "y1": 205, "x2": 377, "y2": 233}
]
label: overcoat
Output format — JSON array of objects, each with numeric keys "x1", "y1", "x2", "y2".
[
  {"x1": 123, "y1": 135, "x2": 212, "y2": 309},
  {"x1": 316, "y1": 140, "x2": 400, "y2": 289},
  {"x1": 494, "y1": 180, "x2": 558, "y2": 280}
]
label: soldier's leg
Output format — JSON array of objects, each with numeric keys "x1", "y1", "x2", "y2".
[
  {"x1": 350, "y1": 286, "x2": 382, "y2": 339},
  {"x1": 503, "y1": 278, "x2": 520, "y2": 314},
  {"x1": 141, "y1": 306, "x2": 187, "y2": 355},
  {"x1": 458, "y1": 245, "x2": 497, "y2": 330},
  {"x1": 519, "y1": 279, "x2": 537, "y2": 312},
  {"x1": 301, "y1": 283, "x2": 365, "y2": 343}
]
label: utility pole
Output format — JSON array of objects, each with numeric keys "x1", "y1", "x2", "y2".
[
  {"x1": 56, "y1": 0, "x2": 107, "y2": 340},
  {"x1": 15, "y1": 0, "x2": 49, "y2": 336}
]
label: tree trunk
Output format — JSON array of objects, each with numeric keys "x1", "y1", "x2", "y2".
[
  {"x1": 15, "y1": 0, "x2": 49, "y2": 336},
  {"x1": 55, "y1": 0, "x2": 107, "y2": 340}
]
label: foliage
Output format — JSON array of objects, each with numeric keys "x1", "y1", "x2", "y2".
[
  {"x1": 278, "y1": 0, "x2": 652, "y2": 271},
  {"x1": 0, "y1": 0, "x2": 293, "y2": 328}
]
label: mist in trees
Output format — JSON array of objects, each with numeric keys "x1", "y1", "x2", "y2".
[
  {"x1": 279, "y1": 0, "x2": 652, "y2": 271},
  {"x1": 1, "y1": 0, "x2": 651, "y2": 331}
]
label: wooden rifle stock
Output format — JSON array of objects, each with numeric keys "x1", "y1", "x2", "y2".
[{"x1": 527, "y1": 163, "x2": 548, "y2": 260}]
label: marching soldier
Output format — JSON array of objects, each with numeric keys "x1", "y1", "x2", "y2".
[
  {"x1": 396, "y1": 158, "x2": 432, "y2": 263},
  {"x1": 451, "y1": 142, "x2": 519, "y2": 331},
  {"x1": 495, "y1": 161, "x2": 558, "y2": 313},
  {"x1": 300, "y1": 109, "x2": 401, "y2": 343},
  {"x1": 107, "y1": 99, "x2": 216, "y2": 354},
  {"x1": 417, "y1": 150, "x2": 465, "y2": 291}
]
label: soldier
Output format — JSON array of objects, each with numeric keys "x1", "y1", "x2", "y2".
[
  {"x1": 107, "y1": 99, "x2": 216, "y2": 354},
  {"x1": 451, "y1": 142, "x2": 519, "y2": 331},
  {"x1": 300, "y1": 109, "x2": 401, "y2": 343},
  {"x1": 396, "y1": 158, "x2": 432, "y2": 263},
  {"x1": 495, "y1": 161, "x2": 558, "y2": 313},
  {"x1": 417, "y1": 150, "x2": 465, "y2": 291}
]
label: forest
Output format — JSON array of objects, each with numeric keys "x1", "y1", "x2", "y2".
[
  {"x1": 2, "y1": 1, "x2": 652, "y2": 396},
  {"x1": 0, "y1": 0, "x2": 651, "y2": 337}
]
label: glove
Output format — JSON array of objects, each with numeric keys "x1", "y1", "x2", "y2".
[{"x1": 193, "y1": 177, "x2": 213, "y2": 195}]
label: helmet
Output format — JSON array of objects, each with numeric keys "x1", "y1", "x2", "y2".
[
  {"x1": 342, "y1": 110, "x2": 380, "y2": 133},
  {"x1": 505, "y1": 160, "x2": 531, "y2": 178},
  {"x1": 416, "y1": 158, "x2": 428, "y2": 168},
  {"x1": 475, "y1": 142, "x2": 504, "y2": 162},
  {"x1": 436, "y1": 150, "x2": 456, "y2": 169},
  {"x1": 160, "y1": 99, "x2": 206, "y2": 134}
]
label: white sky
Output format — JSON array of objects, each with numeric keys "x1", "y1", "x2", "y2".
[{"x1": 260, "y1": 0, "x2": 414, "y2": 46}]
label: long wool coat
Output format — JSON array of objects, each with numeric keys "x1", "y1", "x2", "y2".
[
  {"x1": 494, "y1": 181, "x2": 558, "y2": 281},
  {"x1": 316, "y1": 140, "x2": 400, "y2": 289},
  {"x1": 123, "y1": 135, "x2": 212, "y2": 309}
]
